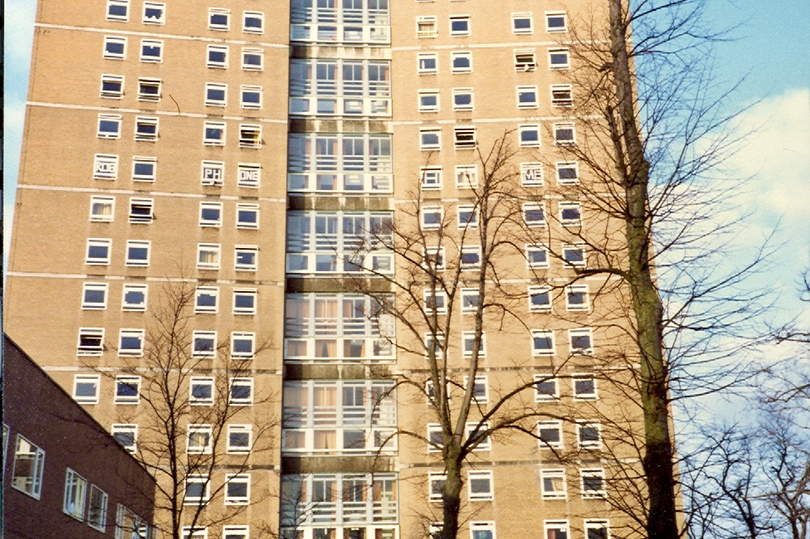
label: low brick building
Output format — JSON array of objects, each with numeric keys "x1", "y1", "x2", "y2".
[{"x1": 3, "y1": 335, "x2": 157, "y2": 539}]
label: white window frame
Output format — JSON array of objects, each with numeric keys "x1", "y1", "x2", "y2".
[
  {"x1": 549, "y1": 48, "x2": 570, "y2": 70},
  {"x1": 464, "y1": 375, "x2": 489, "y2": 403},
  {"x1": 517, "y1": 85, "x2": 539, "y2": 109},
  {"x1": 461, "y1": 288, "x2": 479, "y2": 314},
  {"x1": 554, "y1": 122, "x2": 576, "y2": 145},
  {"x1": 87, "y1": 485, "x2": 108, "y2": 531},
  {"x1": 241, "y1": 85, "x2": 262, "y2": 109},
  {"x1": 208, "y1": 8, "x2": 230, "y2": 30},
  {"x1": 242, "y1": 47, "x2": 263, "y2": 70},
  {"x1": 569, "y1": 328, "x2": 594, "y2": 354},
  {"x1": 462, "y1": 331, "x2": 485, "y2": 357},
  {"x1": 93, "y1": 154, "x2": 119, "y2": 180},
  {"x1": 243, "y1": 11, "x2": 264, "y2": 34},
  {"x1": 190, "y1": 377, "x2": 215, "y2": 406},
  {"x1": 132, "y1": 156, "x2": 156, "y2": 182},
  {"x1": 419, "y1": 90, "x2": 440, "y2": 112},
  {"x1": 514, "y1": 49, "x2": 537, "y2": 71},
  {"x1": 556, "y1": 161, "x2": 579, "y2": 185},
  {"x1": 416, "y1": 16, "x2": 438, "y2": 38},
  {"x1": 468, "y1": 470, "x2": 493, "y2": 501},
  {"x1": 103, "y1": 36, "x2": 127, "y2": 59},
  {"x1": 519, "y1": 124, "x2": 541, "y2": 147},
  {"x1": 90, "y1": 195, "x2": 115, "y2": 222},
  {"x1": 544, "y1": 521, "x2": 570, "y2": 539},
  {"x1": 528, "y1": 286, "x2": 552, "y2": 312},
  {"x1": 233, "y1": 288, "x2": 257, "y2": 315},
  {"x1": 142, "y1": 2, "x2": 165, "y2": 24},
  {"x1": 114, "y1": 375, "x2": 141, "y2": 404},
  {"x1": 231, "y1": 332, "x2": 256, "y2": 359},
  {"x1": 207, "y1": 45, "x2": 228, "y2": 68},
  {"x1": 534, "y1": 375, "x2": 559, "y2": 401},
  {"x1": 229, "y1": 377, "x2": 254, "y2": 405},
  {"x1": 427, "y1": 424, "x2": 443, "y2": 452},
  {"x1": 203, "y1": 121, "x2": 226, "y2": 144},
  {"x1": 551, "y1": 84, "x2": 574, "y2": 107},
  {"x1": 563, "y1": 243, "x2": 586, "y2": 268},
  {"x1": 584, "y1": 520, "x2": 611, "y2": 539},
  {"x1": 526, "y1": 244, "x2": 550, "y2": 269},
  {"x1": 420, "y1": 166, "x2": 442, "y2": 190},
  {"x1": 140, "y1": 39, "x2": 163, "y2": 63},
  {"x1": 12, "y1": 435, "x2": 45, "y2": 499},
  {"x1": 134, "y1": 116, "x2": 159, "y2": 141},
  {"x1": 224, "y1": 474, "x2": 251, "y2": 505},
  {"x1": 205, "y1": 82, "x2": 227, "y2": 107},
  {"x1": 234, "y1": 245, "x2": 259, "y2": 271},
  {"x1": 460, "y1": 246, "x2": 482, "y2": 270},
  {"x1": 559, "y1": 201, "x2": 582, "y2": 226},
  {"x1": 235, "y1": 203, "x2": 260, "y2": 230},
  {"x1": 192, "y1": 331, "x2": 217, "y2": 359},
  {"x1": 238, "y1": 163, "x2": 261, "y2": 188},
  {"x1": 420, "y1": 128, "x2": 441, "y2": 151},
  {"x1": 125, "y1": 240, "x2": 151, "y2": 267},
  {"x1": 546, "y1": 11, "x2": 568, "y2": 33},
  {"x1": 417, "y1": 52, "x2": 438, "y2": 74},
  {"x1": 580, "y1": 469, "x2": 607, "y2": 498},
  {"x1": 111, "y1": 424, "x2": 138, "y2": 453},
  {"x1": 540, "y1": 469, "x2": 567, "y2": 499},
  {"x1": 455, "y1": 164, "x2": 478, "y2": 188},
  {"x1": 424, "y1": 290, "x2": 447, "y2": 315},
  {"x1": 227, "y1": 425, "x2": 253, "y2": 454},
  {"x1": 512, "y1": 12, "x2": 533, "y2": 34},
  {"x1": 201, "y1": 160, "x2": 225, "y2": 186},
  {"x1": 451, "y1": 51, "x2": 472, "y2": 73},
  {"x1": 100, "y1": 74, "x2": 124, "y2": 99},
  {"x1": 421, "y1": 205, "x2": 443, "y2": 229},
  {"x1": 82, "y1": 282, "x2": 108, "y2": 310},
  {"x1": 452, "y1": 87, "x2": 474, "y2": 111},
  {"x1": 197, "y1": 243, "x2": 221, "y2": 270},
  {"x1": 137, "y1": 77, "x2": 161, "y2": 102},
  {"x1": 239, "y1": 123, "x2": 262, "y2": 148},
  {"x1": 182, "y1": 527, "x2": 208, "y2": 539},
  {"x1": 118, "y1": 329, "x2": 145, "y2": 357},
  {"x1": 449, "y1": 15, "x2": 470, "y2": 36},
  {"x1": 521, "y1": 162, "x2": 543, "y2": 187},
  {"x1": 566, "y1": 284, "x2": 590, "y2": 311},
  {"x1": 424, "y1": 246, "x2": 446, "y2": 272},
  {"x1": 458, "y1": 205, "x2": 478, "y2": 229},
  {"x1": 573, "y1": 374, "x2": 598, "y2": 400},
  {"x1": 73, "y1": 374, "x2": 101, "y2": 404},
  {"x1": 223, "y1": 526, "x2": 249, "y2": 539},
  {"x1": 106, "y1": 0, "x2": 129, "y2": 22},
  {"x1": 185, "y1": 475, "x2": 210, "y2": 505},
  {"x1": 454, "y1": 126, "x2": 476, "y2": 149},
  {"x1": 187, "y1": 424, "x2": 213, "y2": 454},
  {"x1": 523, "y1": 202, "x2": 546, "y2": 227},
  {"x1": 538, "y1": 420, "x2": 563, "y2": 449},
  {"x1": 122, "y1": 283, "x2": 148, "y2": 311},
  {"x1": 77, "y1": 328, "x2": 104, "y2": 355},
  {"x1": 466, "y1": 422, "x2": 491, "y2": 451},
  {"x1": 86, "y1": 238, "x2": 112, "y2": 265},
  {"x1": 129, "y1": 197, "x2": 154, "y2": 224},
  {"x1": 97, "y1": 114, "x2": 122, "y2": 139},
  {"x1": 470, "y1": 522, "x2": 495, "y2": 539},
  {"x1": 199, "y1": 201, "x2": 223, "y2": 228},
  {"x1": 578, "y1": 422, "x2": 602, "y2": 449},
  {"x1": 429, "y1": 472, "x2": 445, "y2": 501}
]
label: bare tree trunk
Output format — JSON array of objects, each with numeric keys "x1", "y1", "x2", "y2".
[{"x1": 608, "y1": 0, "x2": 678, "y2": 537}]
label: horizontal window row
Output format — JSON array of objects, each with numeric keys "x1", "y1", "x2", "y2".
[
  {"x1": 416, "y1": 201, "x2": 582, "y2": 231},
  {"x1": 186, "y1": 423, "x2": 253, "y2": 455},
  {"x1": 429, "y1": 470, "x2": 493, "y2": 502},
  {"x1": 97, "y1": 116, "x2": 263, "y2": 148},
  {"x1": 103, "y1": 36, "x2": 265, "y2": 71},
  {"x1": 428, "y1": 422, "x2": 491, "y2": 451},
  {"x1": 195, "y1": 243, "x2": 260, "y2": 272},
  {"x1": 181, "y1": 526, "x2": 250, "y2": 539},
  {"x1": 414, "y1": 11, "x2": 566, "y2": 38},
  {"x1": 101, "y1": 77, "x2": 262, "y2": 109},
  {"x1": 532, "y1": 328, "x2": 594, "y2": 356},
  {"x1": 74, "y1": 327, "x2": 258, "y2": 360},
  {"x1": 76, "y1": 375, "x2": 254, "y2": 410},
  {"x1": 91, "y1": 197, "x2": 259, "y2": 228},
  {"x1": 419, "y1": 122, "x2": 575, "y2": 151},
  {"x1": 203, "y1": 83, "x2": 262, "y2": 108},
  {"x1": 107, "y1": 0, "x2": 265, "y2": 34},
  {"x1": 420, "y1": 162, "x2": 578, "y2": 190},
  {"x1": 62, "y1": 468, "x2": 118, "y2": 533},
  {"x1": 539, "y1": 468, "x2": 607, "y2": 499},
  {"x1": 416, "y1": 47, "x2": 569, "y2": 74},
  {"x1": 85, "y1": 238, "x2": 151, "y2": 267},
  {"x1": 528, "y1": 285, "x2": 591, "y2": 312},
  {"x1": 537, "y1": 419, "x2": 603, "y2": 451},
  {"x1": 185, "y1": 473, "x2": 253, "y2": 506},
  {"x1": 81, "y1": 282, "x2": 257, "y2": 315},
  {"x1": 288, "y1": 132, "x2": 392, "y2": 193},
  {"x1": 417, "y1": 84, "x2": 572, "y2": 113},
  {"x1": 290, "y1": 59, "x2": 391, "y2": 117}
]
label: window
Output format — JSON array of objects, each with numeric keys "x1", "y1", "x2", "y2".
[
  {"x1": 63, "y1": 468, "x2": 88, "y2": 519},
  {"x1": 554, "y1": 122, "x2": 576, "y2": 145},
  {"x1": 97, "y1": 114, "x2": 121, "y2": 139},
  {"x1": 563, "y1": 244, "x2": 586, "y2": 268},
  {"x1": 535, "y1": 375, "x2": 559, "y2": 400},
  {"x1": 241, "y1": 85, "x2": 262, "y2": 109},
  {"x1": 201, "y1": 161, "x2": 224, "y2": 186},
  {"x1": 581, "y1": 469, "x2": 606, "y2": 498},
  {"x1": 89, "y1": 196, "x2": 115, "y2": 222},
  {"x1": 573, "y1": 374, "x2": 598, "y2": 400},
  {"x1": 549, "y1": 48, "x2": 570, "y2": 69},
  {"x1": 460, "y1": 246, "x2": 482, "y2": 270},
  {"x1": 242, "y1": 48, "x2": 263, "y2": 70},
  {"x1": 135, "y1": 116, "x2": 159, "y2": 141},
  {"x1": 223, "y1": 526, "x2": 249, "y2": 539},
  {"x1": 235, "y1": 246, "x2": 259, "y2": 271},
  {"x1": 451, "y1": 51, "x2": 472, "y2": 73},
  {"x1": 570, "y1": 328, "x2": 593, "y2": 354},
  {"x1": 183, "y1": 528, "x2": 208, "y2": 539},
  {"x1": 538, "y1": 421, "x2": 563, "y2": 449},
  {"x1": 420, "y1": 128, "x2": 441, "y2": 151},
  {"x1": 119, "y1": 329, "x2": 145, "y2": 356},
  {"x1": 230, "y1": 378, "x2": 254, "y2": 405},
  {"x1": 100, "y1": 74, "x2": 124, "y2": 98},
  {"x1": 527, "y1": 244, "x2": 550, "y2": 269},
  {"x1": 578, "y1": 422, "x2": 602, "y2": 449},
  {"x1": 125, "y1": 240, "x2": 150, "y2": 266},
  {"x1": 424, "y1": 246, "x2": 446, "y2": 272},
  {"x1": 551, "y1": 84, "x2": 573, "y2": 107},
  {"x1": 73, "y1": 374, "x2": 100, "y2": 404},
  {"x1": 420, "y1": 166, "x2": 442, "y2": 190},
  {"x1": 468, "y1": 471, "x2": 493, "y2": 501},
  {"x1": 532, "y1": 331, "x2": 555, "y2": 355},
  {"x1": 231, "y1": 332, "x2": 256, "y2": 359},
  {"x1": 512, "y1": 12, "x2": 533, "y2": 34},
  {"x1": 190, "y1": 377, "x2": 215, "y2": 406},
  {"x1": 209, "y1": 8, "x2": 229, "y2": 30},
  {"x1": 546, "y1": 12, "x2": 568, "y2": 33},
  {"x1": 454, "y1": 126, "x2": 476, "y2": 149},
  {"x1": 115, "y1": 376, "x2": 141, "y2": 404},
  {"x1": 458, "y1": 205, "x2": 478, "y2": 229},
  {"x1": 461, "y1": 288, "x2": 479, "y2": 314},
  {"x1": 540, "y1": 469, "x2": 567, "y2": 499},
  {"x1": 424, "y1": 290, "x2": 447, "y2": 315},
  {"x1": 465, "y1": 375, "x2": 488, "y2": 403},
  {"x1": 187, "y1": 425, "x2": 213, "y2": 454},
  {"x1": 103, "y1": 36, "x2": 127, "y2": 59},
  {"x1": 12, "y1": 436, "x2": 45, "y2": 498},
  {"x1": 514, "y1": 49, "x2": 537, "y2": 71},
  {"x1": 140, "y1": 39, "x2": 163, "y2": 62},
  {"x1": 135, "y1": 78, "x2": 161, "y2": 102},
  {"x1": 122, "y1": 283, "x2": 148, "y2": 311},
  {"x1": 185, "y1": 476, "x2": 210, "y2": 505},
  {"x1": 243, "y1": 11, "x2": 264, "y2": 33},
  {"x1": 239, "y1": 124, "x2": 261, "y2": 148},
  {"x1": 452, "y1": 87, "x2": 474, "y2": 111},
  {"x1": 225, "y1": 474, "x2": 251, "y2": 505},
  {"x1": 88, "y1": 485, "x2": 109, "y2": 531},
  {"x1": 449, "y1": 15, "x2": 470, "y2": 36},
  {"x1": 566, "y1": 285, "x2": 590, "y2": 311},
  {"x1": 424, "y1": 332, "x2": 446, "y2": 360},
  {"x1": 559, "y1": 201, "x2": 582, "y2": 225},
  {"x1": 517, "y1": 86, "x2": 539, "y2": 109},
  {"x1": 227, "y1": 425, "x2": 252, "y2": 454},
  {"x1": 429, "y1": 472, "x2": 445, "y2": 501},
  {"x1": 520, "y1": 162, "x2": 543, "y2": 187},
  {"x1": 192, "y1": 331, "x2": 217, "y2": 358},
  {"x1": 129, "y1": 198, "x2": 153, "y2": 224},
  {"x1": 584, "y1": 520, "x2": 610, "y2": 539},
  {"x1": 199, "y1": 202, "x2": 222, "y2": 227},
  {"x1": 427, "y1": 424, "x2": 443, "y2": 452},
  {"x1": 233, "y1": 288, "x2": 257, "y2": 315},
  {"x1": 133, "y1": 156, "x2": 156, "y2": 182},
  {"x1": 236, "y1": 204, "x2": 259, "y2": 230},
  {"x1": 523, "y1": 203, "x2": 546, "y2": 227},
  {"x1": 193, "y1": 284, "x2": 217, "y2": 315},
  {"x1": 197, "y1": 243, "x2": 221, "y2": 270},
  {"x1": 142, "y1": 1, "x2": 164, "y2": 23},
  {"x1": 466, "y1": 422, "x2": 491, "y2": 451},
  {"x1": 93, "y1": 154, "x2": 119, "y2": 180},
  {"x1": 107, "y1": 0, "x2": 128, "y2": 21},
  {"x1": 470, "y1": 522, "x2": 495, "y2": 539},
  {"x1": 462, "y1": 331, "x2": 485, "y2": 357},
  {"x1": 421, "y1": 206, "x2": 443, "y2": 229},
  {"x1": 237, "y1": 163, "x2": 261, "y2": 188},
  {"x1": 86, "y1": 238, "x2": 111, "y2": 265},
  {"x1": 419, "y1": 90, "x2": 440, "y2": 112},
  {"x1": 82, "y1": 282, "x2": 108, "y2": 310},
  {"x1": 207, "y1": 45, "x2": 228, "y2": 68},
  {"x1": 557, "y1": 161, "x2": 579, "y2": 185},
  {"x1": 417, "y1": 16, "x2": 437, "y2": 38},
  {"x1": 528, "y1": 286, "x2": 552, "y2": 312},
  {"x1": 418, "y1": 52, "x2": 438, "y2": 74},
  {"x1": 205, "y1": 83, "x2": 227, "y2": 106},
  {"x1": 455, "y1": 164, "x2": 478, "y2": 188},
  {"x1": 544, "y1": 521, "x2": 570, "y2": 539},
  {"x1": 111, "y1": 424, "x2": 137, "y2": 452},
  {"x1": 519, "y1": 124, "x2": 541, "y2": 147},
  {"x1": 77, "y1": 328, "x2": 104, "y2": 355}
]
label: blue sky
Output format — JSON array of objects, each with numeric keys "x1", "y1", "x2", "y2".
[{"x1": 3, "y1": 0, "x2": 809, "y2": 323}]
